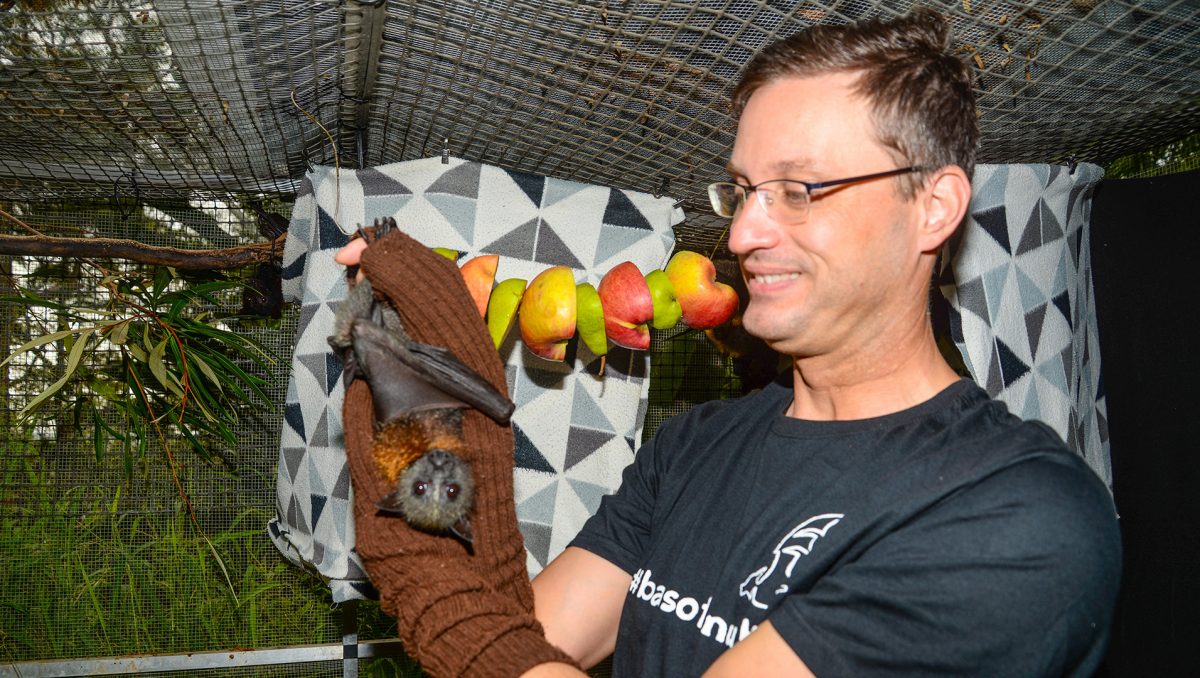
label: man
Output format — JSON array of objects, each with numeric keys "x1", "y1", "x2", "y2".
[
  {"x1": 339, "y1": 9, "x2": 1120, "y2": 677},
  {"x1": 529, "y1": 8, "x2": 1120, "y2": 677}
]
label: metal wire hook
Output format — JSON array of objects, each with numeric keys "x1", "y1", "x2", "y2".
[{"x1": 654, "y1": 176, "x2": 670, "y2": 199}]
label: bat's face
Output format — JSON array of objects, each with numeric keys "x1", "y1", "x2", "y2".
[{"x1": 378, "y1": 449, "x2": 474, "y2": 535}]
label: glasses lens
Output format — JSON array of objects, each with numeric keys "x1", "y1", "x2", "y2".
[
  {"x1": 763, "y1": 181, "x2": 811, "y2": 225},
  {"x1": 708, "y1": 183, "x2": 742, "y2": 218}
]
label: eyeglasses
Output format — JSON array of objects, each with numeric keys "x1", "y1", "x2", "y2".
[{"x1": 707, "y1": 166, "x2": 926, "y2": 225}]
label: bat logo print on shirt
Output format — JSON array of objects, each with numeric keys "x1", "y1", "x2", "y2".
[{"x1": 739, "y1": 513, "x2": 844, "y2": 610}]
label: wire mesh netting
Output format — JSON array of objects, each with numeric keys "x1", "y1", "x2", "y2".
[
  {"x1": 0, "y1": 196, "x2": 647, "y2": 673},
  {"x1": 2, "y1": 0, "x2": 1199, "y2": 252}
]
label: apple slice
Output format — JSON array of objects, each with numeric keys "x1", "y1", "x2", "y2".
[
  {"x1": 486, "y1": 278, "x2": 526, "y2": 349},
  {"x1": 644, "y1": 269, "x2": 682, "y2": 330},
  {"x1": 432, "y1": 247, "x2": 462, "y2": 261},
  {"x1": 459, "y1": 254, "x2": 499, "y2": 317},
  {"x1": 665, "y1": 251, "x2": 739, "y2": 330},
  {"x1": 598, "y1": 261, "x2": 653, "y2": 350},
  {"x1": 519, "y1": 266, "x2": 577, "y2": 361},
  {"x1": 575, "y1": 282, "x2": 608, "y2": 357}
]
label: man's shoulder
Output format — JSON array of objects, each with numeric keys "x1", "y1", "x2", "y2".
[
  {"x1": 878, "y1": 381, "x2": 1116, "y2": 542},
  {"x1": 967, "y1": 434, "x2": 1117, "y2": 535},
  {"x1": 935, "y1": 380, "x2": 1085, "y2": 468},
  {"x1": 917, "y1": 405, "x2": 1120, "y2": 576}
]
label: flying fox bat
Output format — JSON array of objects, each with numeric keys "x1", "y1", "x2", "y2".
[
  {"x1": 329, "y1": 235, "x2": 513, "y2": 544},
  {"x1": 238, "y1": 199, "x2": 289, "y2": 318}
]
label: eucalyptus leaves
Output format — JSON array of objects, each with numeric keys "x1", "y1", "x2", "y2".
[{"x1": 1, "y1": 266, "x2": 277, "y2": 475}]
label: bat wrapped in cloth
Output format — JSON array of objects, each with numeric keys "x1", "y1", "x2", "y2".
[{"x1": 329, "y1": 268, "x2": 514, "y2": 544}]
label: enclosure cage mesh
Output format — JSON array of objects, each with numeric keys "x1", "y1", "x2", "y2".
[
  {"x1": 2, "y1": 0, "x2": 1198, "y2": 251},
  {"x1": 1, "y1": 0, "x2": 1198, "y2": 673}
]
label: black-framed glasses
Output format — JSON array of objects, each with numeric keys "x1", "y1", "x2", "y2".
[{"x1": 707, "y1": 166, "x2": 926, "y2": 225}]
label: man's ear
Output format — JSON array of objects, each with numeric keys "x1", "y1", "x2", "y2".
[{"x1": 917, "y1": 165, "x2": 972, "y2": 254}]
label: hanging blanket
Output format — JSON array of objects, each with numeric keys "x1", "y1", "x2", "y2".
[
  {"x1": 268, "y1": 156, "x2": 682, "y2": 601},
  {"x1": 940, "y1": 163, "x2": 1110, "y2": 487}
]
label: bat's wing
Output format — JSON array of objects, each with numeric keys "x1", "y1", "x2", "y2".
[
  {"x1": 403, "y1": 340, "x2": 514, "y2": 423},
  {"x1": 350, "y1": 319, "x2": 515, "y2": 425}
]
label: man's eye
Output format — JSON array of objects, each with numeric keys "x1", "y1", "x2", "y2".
[{"x1": 781, "y1": 186, "x2": 808, "y2": 205}]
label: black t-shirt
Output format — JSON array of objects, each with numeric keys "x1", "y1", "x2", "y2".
[{"x1": 570, "y1": 379, "x2": 1121, "y2": 677}]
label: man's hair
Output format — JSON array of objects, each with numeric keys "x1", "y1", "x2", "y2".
[{"x1": 731, "y1": 8, "x2": 979, "y2": 193}]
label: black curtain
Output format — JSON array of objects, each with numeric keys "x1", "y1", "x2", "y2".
[{"x1": 1092, "y1": 169, "x2": 1200, "y2": 676}]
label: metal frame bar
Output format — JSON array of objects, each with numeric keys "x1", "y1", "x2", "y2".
[
  {"x1": 0, "y1": 602, "x2": 405, "y2": 678},
  {"x1": 1, "y1": 641, "x2": 406, "y2": 677}
]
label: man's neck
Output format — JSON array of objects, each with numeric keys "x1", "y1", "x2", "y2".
[{"x1": 786, "y1": 324, "x2": 961, "y2": 421}]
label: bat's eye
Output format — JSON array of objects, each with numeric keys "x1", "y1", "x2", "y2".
[
  {"x1": 445, "y1": 484, "x2": 460, "y2": 501},
  {"x1": 412, "y1": 481, "x2": 428, "y2": 496}
]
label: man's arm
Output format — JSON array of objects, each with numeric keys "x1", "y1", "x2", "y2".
[
  {"x1": 703, "y1": 621, "x2": 816, "y2": 678},
  {"x1": 530, "y1": 549, "x2": 820, "y2": 678},
  {"x1": 532, "y1": 546, "x2": 633, "y2": 669}
]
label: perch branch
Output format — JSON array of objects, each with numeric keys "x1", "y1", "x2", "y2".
[{"x1": 0, "y1": 233, "x2": 286, "y2": 270}]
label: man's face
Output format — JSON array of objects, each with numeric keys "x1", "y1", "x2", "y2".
[{"x1": 726, "y1": 72, "x2": 925, "y2": 359}]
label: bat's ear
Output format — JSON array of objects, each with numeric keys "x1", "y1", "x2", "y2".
[{"x1": 450, "y1": 516, "x2": 473, "y2": 547}]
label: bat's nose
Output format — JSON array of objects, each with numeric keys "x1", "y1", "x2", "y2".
[{"x1": 426, "y1": 449, "x2": 455, "y2": 468}]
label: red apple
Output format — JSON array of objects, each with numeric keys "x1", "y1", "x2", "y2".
[
  {"x1": 597, "y1": 261, "x2": 653, "y2": 350},
  {"x1": 664, "y1": 251, "x2": 739, "y2": 330},
  {"x1": 459, "y1": 254, "x2": 499, "y2": 317}
]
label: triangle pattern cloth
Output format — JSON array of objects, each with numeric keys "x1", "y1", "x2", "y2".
[
  {"x1": 938, "y1": 163, "x2": 1110, "y2": 487},
  {"x1": 270, "y1": 157, "x2": 682, "y2": 600}
]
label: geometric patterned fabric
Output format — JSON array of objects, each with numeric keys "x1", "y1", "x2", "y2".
[
  {"x1": 268, "y1": 156, "x2": 681, "y2": 601},
  {"x1": 938, "y1": 163, "x2": 1110, "y2": 488}
]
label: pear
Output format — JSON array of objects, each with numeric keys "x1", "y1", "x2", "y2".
[{"x1": 486, "y1": 278, "x2": 527, "y2": 349}]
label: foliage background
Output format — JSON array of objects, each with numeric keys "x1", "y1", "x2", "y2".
[{"x1": 0, "y1": 198, "x2": 421, "y2": 676}]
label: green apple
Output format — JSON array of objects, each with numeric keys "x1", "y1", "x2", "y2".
[
  {"x1": 644, "y1": 269, "x2": 682, "y2": 329},
  {"x1": 575, "y1": 282, "x2": 608, "y2": 357},
  {"x1": 432, "y1": 247, "x2": 462, "y2": 261},
  {"x1": 486, "y1": 277, "x2": 526, "y2": 348}
]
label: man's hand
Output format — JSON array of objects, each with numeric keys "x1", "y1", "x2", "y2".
[{"x1": 334, "y1": 235, "x2": 368, "y2": 279}]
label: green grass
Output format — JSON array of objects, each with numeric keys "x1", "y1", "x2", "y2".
[
  {"x1": 0, "y1": 448, "x2": 425, "y2": 676},
  {"x1": 0, "y1": 499, "x2": 328, "y2": 659}
]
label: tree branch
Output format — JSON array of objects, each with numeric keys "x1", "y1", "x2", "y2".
[{"x1": 0, "y1": 233, "x2": 286, "y2": 270}]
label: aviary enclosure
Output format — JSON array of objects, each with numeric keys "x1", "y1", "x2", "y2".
[{"x1": 1, "y1": 1, "x2": 1197, "y2": 676}]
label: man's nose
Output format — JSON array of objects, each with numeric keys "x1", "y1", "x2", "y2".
[{"x1": 727, "y1": 193, "x2": 778, "y2": 255}]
